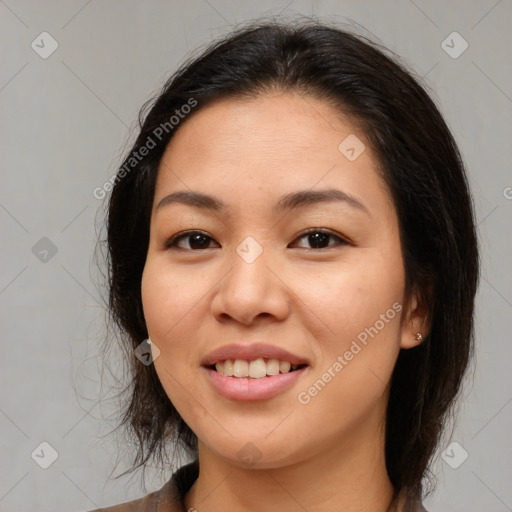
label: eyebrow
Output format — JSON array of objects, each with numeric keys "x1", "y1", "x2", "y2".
[{"x1": 155, "y1": 188, "x2": 369, "y2": 215}]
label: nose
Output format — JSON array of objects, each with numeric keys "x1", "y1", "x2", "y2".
[{"x1": 210, "y1": 242, "x2": 291, "y2": 326}]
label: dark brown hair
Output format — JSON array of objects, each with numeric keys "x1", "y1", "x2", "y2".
[{"x1": 97, "y1": 18, "x2": 479, "y2": 503}]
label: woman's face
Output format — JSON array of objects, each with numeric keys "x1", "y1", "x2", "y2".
[{"x1": 141, "y1": 92, "x2": 423, "y2": 468}]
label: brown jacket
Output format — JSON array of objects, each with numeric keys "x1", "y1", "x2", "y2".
[{"x1": 87, "y1": 459, "x2": 429, "y2": 512}]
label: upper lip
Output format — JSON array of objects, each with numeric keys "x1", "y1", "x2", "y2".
[{"x1": 202, "y1": 343, "x2": 310, "y2": 366}]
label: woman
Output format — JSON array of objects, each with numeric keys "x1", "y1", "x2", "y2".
[{"x1": 90, "y1": 19, "x2": 479, "y2": 512}]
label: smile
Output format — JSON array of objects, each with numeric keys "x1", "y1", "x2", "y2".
[
  {"x1": 202, "y1": 342, "x2": 310, "y2": 401},
  {"x1": 211, "y1": 358, "x2": 306, "y2": 378}
]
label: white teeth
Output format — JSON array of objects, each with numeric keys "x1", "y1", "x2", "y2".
[
  {"x1": 213, "y1": 358, "x2": 303, "y2": 378},
  {"x1": 224, "y1": 359, "x2": 234, "y2": 376},
  {"x1": 266, "y1": 359, "x2": 280, "y2": 375},
  {"x1": 233, "y1": 359, "x2": 249, "y2": 377},
  {"x1": 248, "y1": 358, "x2": 267, "y2": 379},
  {"x1": 279, "y1": 361, "x2": 291, "y2": 373}
]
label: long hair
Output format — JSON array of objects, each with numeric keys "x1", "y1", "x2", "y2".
[{"x1": 99, "y1": 18, "x2": 479, "y2": 503}]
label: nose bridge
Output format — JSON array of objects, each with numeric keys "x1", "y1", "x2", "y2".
[{"x1": 212, "y1": 235, "x2": 289, "y2": 324}]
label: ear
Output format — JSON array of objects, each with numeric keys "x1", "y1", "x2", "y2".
[{"x1": 400, "y1": 288, "x2": 430, "y2": 349}]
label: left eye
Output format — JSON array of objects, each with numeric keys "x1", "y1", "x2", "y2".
[{"x1": 290, "y1": 229, "x2": 349, "y2": 250}]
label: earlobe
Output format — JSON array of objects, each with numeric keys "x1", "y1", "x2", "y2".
[
  {"x1": 401, "y1": 330, "x2": 425, "y2": 350},
  {"x1": 400, "y1": 291, "x2": 429, "y2": 349}
]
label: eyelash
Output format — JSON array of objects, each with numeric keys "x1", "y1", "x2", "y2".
[{"x1": 164, "y1": 228, "x2": 350, "y2": 251}]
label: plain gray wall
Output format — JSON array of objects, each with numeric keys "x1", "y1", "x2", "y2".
[{"x1": 1, "y1": 1, "x2": 511, "y2": 511}]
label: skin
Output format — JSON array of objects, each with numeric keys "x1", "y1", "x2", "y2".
[{"x1": 141, "y1": 91, "x2": 428, "y2": 512}]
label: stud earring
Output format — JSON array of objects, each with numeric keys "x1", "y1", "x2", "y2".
[{"x1": 414, "y1": 333, "x2": 423, "y2": 342}]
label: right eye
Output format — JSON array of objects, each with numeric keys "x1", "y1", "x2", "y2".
[{"x1": 164, "y1": 230, "x2": 220, "y2": 251}]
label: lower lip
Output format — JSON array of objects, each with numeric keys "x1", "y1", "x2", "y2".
[{"x1": 203, "y1": 366, "x2": 308, "y2": 401}]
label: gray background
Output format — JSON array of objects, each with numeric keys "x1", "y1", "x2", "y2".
[{"x1": 1, "y1": 1, "x2": 511, "y2": 511}]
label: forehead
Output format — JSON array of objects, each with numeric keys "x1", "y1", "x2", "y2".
[{"x1": 153, "y1": 92, "x2": 393, "y2": 216}]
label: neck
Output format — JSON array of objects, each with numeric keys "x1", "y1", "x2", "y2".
[{"x1": 184, "y1": 415, "x2": 397, "y2": 512}]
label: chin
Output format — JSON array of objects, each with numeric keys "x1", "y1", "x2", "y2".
[{"x1": 197, "y1": 428, "x2": 322, "y2": 471}]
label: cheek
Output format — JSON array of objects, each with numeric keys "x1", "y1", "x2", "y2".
[
  {"x1": 298, "y1": 251, "x2": 405, "y2": 346},
  {"x1": 141, "y1": 258, "x2": 211, "y2": 413},
  {"x1": 292, "y1": 267, "x2": 404, "y2": 446},
  {"x1": 141, "y1": 264, "x2": 198, "y2": 427},
  {"x1": 292, "y1": 251, "x2": 405, "y2": 416},
  {"x1": 141, "y1": 262, "x2": 194, "y2": 408},
  {"x1": 141, "y1": 258, "x2": 207, "y2": 342}
]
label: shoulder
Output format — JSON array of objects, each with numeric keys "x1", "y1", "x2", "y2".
[{"x1": 85, "y1": 460, "x2": 199, "y2": 512}]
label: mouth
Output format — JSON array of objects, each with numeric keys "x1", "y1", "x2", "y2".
[
  {"x1": 201, "y1": 343, "x2": 310, "y2": 401},
  {"x1": 207, "y1": 358, "x2": 308, "y2": 378}
]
